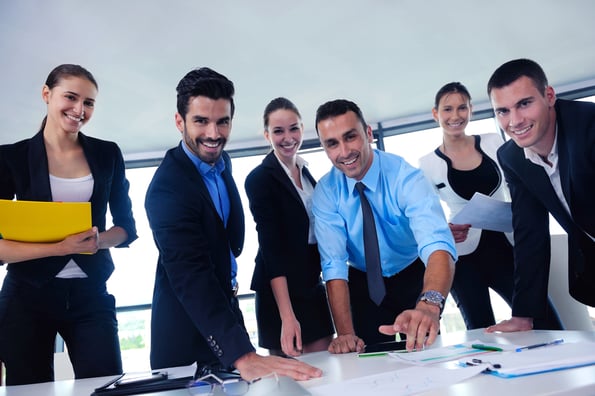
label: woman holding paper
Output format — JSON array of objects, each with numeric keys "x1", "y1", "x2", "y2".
[
  {"x1": 418, "y1": 82, "x2": 561, "y2": 330},
  {"x1": 419, "y1": 82, "x2": 514, "y2": 329},
  {"x1": 0, "y1": 64, "x2": 137, "y2": 385}
]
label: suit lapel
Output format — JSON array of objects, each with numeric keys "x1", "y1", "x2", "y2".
[
  {"x1": 27, "y1": 132, "x2": 52, "y2": 201},
  {"x1": 263, "y1": 152, "x2": 308, "y2": 211}
]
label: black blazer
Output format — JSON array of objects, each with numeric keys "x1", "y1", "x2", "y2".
[
  {"x1": 0, "y1": 131, "x2": 137, "y2": 286},
  {"x1": 145, "y1": 143, "x2": 253, "y2": 370},
  {"x1": 245, "y1": 152, "x2": 322, "y2": 295},
  {"x1": 497, "y1": 99, "x2": 595, "y2": 313}
]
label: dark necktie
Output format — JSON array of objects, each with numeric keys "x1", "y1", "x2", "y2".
[{"x1": 355, "y1": 182, "x2": 386, "y2": 306}]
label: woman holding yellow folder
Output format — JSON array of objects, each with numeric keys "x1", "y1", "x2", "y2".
[{"x1": 0, "y1": 64, "x2": 137, "y2": 385}]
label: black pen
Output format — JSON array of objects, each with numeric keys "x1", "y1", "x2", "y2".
[{"x1": 515, "y1": 338, "x2": 564, "y2": 352}]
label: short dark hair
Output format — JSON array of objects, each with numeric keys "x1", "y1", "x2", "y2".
[
  {"x1": 315, "y1": 99, "x2": 367, "y2": 135},
  {"x1": 176, "y1": 67, "x2": 235, "y2": 120},
  {"x1": 487, "y1": 58, "x2": 548, "y2": 97},
  {"x1": 263, "y1": 97, "x2": 301, "y2": 129},
  {"x1": 434, "y1": 82, "x2": 471, "y2": 109}
]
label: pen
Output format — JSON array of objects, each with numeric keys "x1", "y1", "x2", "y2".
[
  {"x1": 515, "y1": 338, "x2": 564, "y2": 352},
  {"x1": 471, "y1": 344, "x2": 503, "y2": 352}
]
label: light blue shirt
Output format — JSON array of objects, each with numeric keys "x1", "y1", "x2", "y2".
[
  {"x1": 312, "y1": 149, "x2": 457, "y2": 281},
  {"x1": 181, "y1": 142, "x2": 237, "y2": 286}
]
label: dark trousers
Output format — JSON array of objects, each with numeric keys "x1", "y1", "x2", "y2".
[
  {"x1": 451, "y1": 231, "x2": 562, "y2": 330},
  {"x1": 348, "y1": 259, "x2": 424, "y2": 345},
  {"x1": 0, "y1": 274, "x2": 122, "y2": 385}
]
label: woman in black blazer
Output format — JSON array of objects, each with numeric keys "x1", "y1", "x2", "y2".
[
  {"x1": 0, "y1": 64, "x2": 137, "y2": 385},
  {"x1": 245, "y1": 98, "x2": 334, "y2": 356}
]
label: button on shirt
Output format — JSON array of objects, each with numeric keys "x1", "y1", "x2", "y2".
[
  {"x1": 182, "y1": 142, "x2": 238, "y2": 286},
  {"x1": 312, "y1": 149, "x2": 457, "y2": 281}
]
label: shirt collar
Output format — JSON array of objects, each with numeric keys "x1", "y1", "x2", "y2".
[
  {"x1": 181, "y1": 140, "x2": 226, "y2": 176},
  {"x1": 273, "y1": 151, "x2": 308, "y2": 178},
  {"x1": 524, "y1": 125, "x2": 559, "y2": 168},
  {"x1": 348, "y1": 149, "x2": 379, "y2": 194}
]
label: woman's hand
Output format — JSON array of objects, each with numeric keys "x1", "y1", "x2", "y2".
[{"x1": 449, "y1": 223, "x2": 471, "y2": 243}]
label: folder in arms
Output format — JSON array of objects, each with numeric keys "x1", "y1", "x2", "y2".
[{"x1": 0, "y1": 199, "x2": 91, "y2": 242}]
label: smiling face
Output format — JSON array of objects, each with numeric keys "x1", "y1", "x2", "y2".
[
  {"x1": 264, "y1": 108, "x2": 303, "y2": 164},
  {"x1": 432, "y1": 92, "x2": 471, "y2": 138},
  {"x1": 176, "y1": 95, "x2": 232, "y2": 165},
  {"x1": 490, "y1": 76, "x2": 557, "y2": 157},
  {"x1": 42, "y1": 76, "x2": 97, "y2": 135},
  {"x1": 317, "y1": 110, "x2": 374, "y2": 181}
]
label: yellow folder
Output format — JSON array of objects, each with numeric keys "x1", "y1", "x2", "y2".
[{"x1": 0, "y1": 199, "x2": 92, "y2": 242}]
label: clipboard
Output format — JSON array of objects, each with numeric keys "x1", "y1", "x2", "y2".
[{"x1": 0, "y1": 199, "x2": 91, "y2": 242}]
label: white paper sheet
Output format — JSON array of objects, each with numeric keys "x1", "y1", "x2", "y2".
[
  {"x1": 308, "y1": 365, "x2": 486, "y2": 396},
  {"x1": 450, "y1": 192, "x2": 512, "y2": 232},
  {"x1": 388, "y1": 340, "x2": 519, "y2": 365}
]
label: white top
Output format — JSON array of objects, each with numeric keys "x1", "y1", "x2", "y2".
[
  {"x1": 50, "y1": 173, "x2": 94, "y2": 278},
  {"x1": 274, "y1": 153, "x2": 317, "y2": 244}
]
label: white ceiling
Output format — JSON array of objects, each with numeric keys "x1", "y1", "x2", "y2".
[{"x1": 2, "y1": 1, "x2": 595, "y2": 161}]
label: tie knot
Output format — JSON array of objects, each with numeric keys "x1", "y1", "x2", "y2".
[{"x1": 355, "y1": 181, "x2": 366, "y2": 194}]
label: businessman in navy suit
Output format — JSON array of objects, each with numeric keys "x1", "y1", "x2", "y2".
[
  {"x1": 145, "y1": 67, "x2": 321, "y2": 381},
  {"x1": 486, "y1": 59, "x2": 595, "y2": 333}
]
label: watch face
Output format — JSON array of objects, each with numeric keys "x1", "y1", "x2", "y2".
[{"x1": 420, "y1": 291, "x2": 445, "y2": 308}]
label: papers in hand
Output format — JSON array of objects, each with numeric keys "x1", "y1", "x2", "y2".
[
  {"x1": 0, "y1": 199, "x2": 91, "y2": 242},
  {"x1": 450, "y1": 192, "x2": 512, "y2": 233}
]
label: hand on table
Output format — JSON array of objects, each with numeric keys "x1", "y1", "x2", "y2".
[
  {"x1": 234, "y1": 352, "x2": 322, "y2": 382},
  {"x1": 327, "y1": 334, "x2": 365, "y2": 354},
  {"x1": 378, "y1": 305, "x2": 441, "y2": 351},
  {"x1": 486, "y1": 316, "x2": 533, "y2": 333},
  {"x1": 280, "y1": 316, "x2": 303, "y2": 357}
]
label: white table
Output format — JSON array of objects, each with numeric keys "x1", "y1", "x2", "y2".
[
  {"x1": 1, "y1": 329, "x2": 594, "y2": 395},
  {"x1": 300, "y1": 329, "x2": 595, "y2": 396}
]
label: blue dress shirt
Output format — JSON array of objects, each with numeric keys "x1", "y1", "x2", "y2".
[
  {"x1": 312, "y1": 149, "x2": 457, "y2": 281},
  {"x1": 182, "y1": 142, "x2": 237, "y2": 286}
]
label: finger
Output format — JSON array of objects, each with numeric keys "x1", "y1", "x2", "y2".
[
  {"x1": 378, "y1": 324, "x2": 396, "y2": 335},
  {"x1": 295, "y1": 331, "x2": 303, "y2": 354}
]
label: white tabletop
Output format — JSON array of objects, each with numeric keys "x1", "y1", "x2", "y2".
[
  {"x1": 1, "y1": 329, "x2": 594, "y2": 396},
  {"x1": 299, "y1": 329, "x2": 595, "y2": 396}
]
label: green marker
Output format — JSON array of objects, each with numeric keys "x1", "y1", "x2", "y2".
[
  {"x1": 471, "y1": 344, "x2": 503, "y2": 352},
  {"x1": 357, "y1": 352, "x2": 388, "y2": 358}
]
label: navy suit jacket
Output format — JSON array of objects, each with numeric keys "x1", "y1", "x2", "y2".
[
  {"x1": 497, "y1": 99, "x2": 595, "y2": 315},
  {"x1": 245, "y1": 152, "x2": 322, "y2": 295},
  {"x1": 145, "y1": 143, "x2": 254, "y2": 370},
  {"x1": 0, "y1": 131, "x2": 137, "y2": 286}
]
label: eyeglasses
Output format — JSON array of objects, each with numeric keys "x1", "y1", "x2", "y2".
[{"x1": 186, "y1": 372, "x2": 279, "y2": 395}]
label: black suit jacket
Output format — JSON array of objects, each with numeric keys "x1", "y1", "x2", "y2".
[
  {"x1": 245, "y1": 152, "x2": 322, "y2": 295},
  {"x1": 145, "y1": 142, "x2": 253, "y2": 370},
  {"x1": 497, "y1": 99, "x2": 595, "y2": 315},
  {"x1": 0, "y1": 131, "x2": 137, "y2": 286}
]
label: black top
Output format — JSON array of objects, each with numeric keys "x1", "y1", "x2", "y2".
[{"x1": 434, "y1": 135, "x2": 501, "y2": 201}]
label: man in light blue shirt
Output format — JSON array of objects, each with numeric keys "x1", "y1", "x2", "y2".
[{"x1": 312, "y1": 99, "x2": 457, "y2": 353}]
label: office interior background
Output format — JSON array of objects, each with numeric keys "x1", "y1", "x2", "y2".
[{"x1": 1, "y1": 0, "x2": 594, "y2": 376}]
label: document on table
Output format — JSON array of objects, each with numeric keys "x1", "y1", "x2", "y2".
[
  {"x1": 0, "y1": 199, "x2": 92, "y2": 242},
  {"x1": 459, "y1": 342, "x2": 595, "y2": 378},
  {"x1": 308, "y1": 365, "x2": 486, "y2": 396},
  {"x1": 450, "y1": 192, "x2": 512, "y2": 232},
  {"x1": 388, "y1": 340, "x2": 518, "y2": 365}
]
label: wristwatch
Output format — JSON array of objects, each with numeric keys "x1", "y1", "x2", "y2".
[{"x1": 417, "y1": 290, "x2": 445, "y2": 314}]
